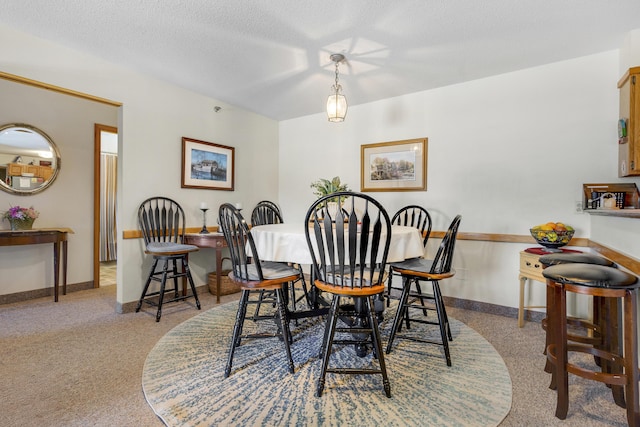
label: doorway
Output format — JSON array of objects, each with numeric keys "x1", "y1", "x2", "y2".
[{"x1": 94, "y1": 124, "x2": 118, "y2": 288}]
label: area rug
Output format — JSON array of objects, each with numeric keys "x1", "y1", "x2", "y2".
[{"x1": 142, "y1": 300, "x2": 512, "y2": 426}]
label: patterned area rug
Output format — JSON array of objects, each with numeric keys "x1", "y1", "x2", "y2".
[{"x1": 143, "y1": 300, "x2": 512, "y2": 426}]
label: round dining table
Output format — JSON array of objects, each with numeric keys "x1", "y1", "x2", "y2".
[{"x1": 250, "y1": 222, "x2": 425, "y2": 265}]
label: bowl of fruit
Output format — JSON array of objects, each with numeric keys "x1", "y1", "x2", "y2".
[{"x1": 530, "y1": 222, "x2": 575, "y2": 251}]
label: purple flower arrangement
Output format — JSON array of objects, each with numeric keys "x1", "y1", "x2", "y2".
[{"x1": 2, "y1": 205, "x2": 39, "y2": 222}]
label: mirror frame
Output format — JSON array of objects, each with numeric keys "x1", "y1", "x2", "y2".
[{"x1": 0, "y1": 123, "x2": 61, "y2": 195}]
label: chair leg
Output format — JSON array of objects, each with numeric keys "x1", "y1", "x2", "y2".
[
  {"x1": 414, "y1": 280, "x2": 429, "y2": 316},
  {"x1": 433, "y1": 282, "x2": 453, "y2": 342},
  {"x1": 155, "y1": 260, "x2": 170, "y2": 322},
  {"x1": 623, "y1": 290, "x2": 640, "y2": 427},
  {"x1": 136, "y1": 258, "x2": 158, "y2": 312},
  {"x1": 594, "y1": 295, "x2": 625, "y2": 408},
  {"x1": 171, "y1": 259, "x2": 180, "y2": 298},
  {"x1": 544, "y1": 279, "x2": 553, "y2": 374},
  {"x1": 366, "y1": 296, "x2": 391, "y2": 398},
  {"x1": 275, "y1": 288, "x2": 294, "y2": 374},
  {"x1": 252, "y1": 290, "x2": 264, "y2": 320},
  {"x1": 317, "y1": 296, "x2": 340, "y2": 397},
  {"x1": 386, "y1": 276, "x2": 411, "y2": 354},
  {"x1": 554, "y1": 282, "x2": 569, "y2": 420},
  {"x1": 225, "y1": 290, "x2": 250, "y2": 378},
  {"x1": 295, "y1": 265, "x2": 310, "y2": 305},
  {"x1": 432, "y1": 281, "x2": 451, "y2": 366},
  {"x1": 182, "y1": 257, "x2": 201, "y2": 310},
  {"x1": 386, "y1": 271, "x2": 393, "y2": 307}
]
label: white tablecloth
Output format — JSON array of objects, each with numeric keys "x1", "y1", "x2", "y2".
[{"x1": 250, "y1": 223, "x2": 424, "y2": 265}]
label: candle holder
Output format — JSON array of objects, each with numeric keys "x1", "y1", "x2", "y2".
[{"x1": 199, "y1": 208, "x2": 210, "y2": 234}]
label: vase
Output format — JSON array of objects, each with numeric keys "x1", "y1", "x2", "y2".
[
  {"x1": 9, "y1": 218, "x2": 35, "y2": 230},
  {"x1": 326, "y1": 201, "x2": 340, "y2": 218}
]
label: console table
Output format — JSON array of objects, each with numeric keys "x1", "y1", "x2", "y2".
[
  {"x1": 0, "y1": 228, "x2": 73, "y2": 302},
  {"x1": 183, "y1": 233, "x2": 228, "y2": 304}
]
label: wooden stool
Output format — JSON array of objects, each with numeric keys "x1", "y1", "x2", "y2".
[
  {"x1": 538, "y1": 253, "x2": 616, "y2": 373},
  {"x1": 543, "y1": 263, "x2": 639, "y2": 425}
]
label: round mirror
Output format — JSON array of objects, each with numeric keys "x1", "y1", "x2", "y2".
[{"x1": 0, "y1": 123, "x2": 61, "y2": 195}]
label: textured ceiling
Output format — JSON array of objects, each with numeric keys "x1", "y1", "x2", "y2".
[{"x1": 2, "y1": 1, "x2": 640, "y2": 121}]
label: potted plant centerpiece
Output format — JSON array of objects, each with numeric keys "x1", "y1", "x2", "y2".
[
  {"x1": 2, "y1": 205, "x2": 39, "y2": 230},
  {"x1": 310, "y1": 176, "x2": 350, "y2": 219}
]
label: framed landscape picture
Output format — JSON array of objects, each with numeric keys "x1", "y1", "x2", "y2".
[
  {"x1": 181, "y1": 137, "x2": 235, "y2": 191},
  {"x1": 361, "y1": 138, "x2": 427, "y2": 192}
]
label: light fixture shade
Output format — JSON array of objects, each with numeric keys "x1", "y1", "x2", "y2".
[{"x1": 327, "y1": 89, "x2": 347, "y2": 122}]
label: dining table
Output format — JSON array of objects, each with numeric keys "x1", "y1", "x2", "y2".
[{"x1": 250, "y1": 222, "x2": 425, "y2": 320}]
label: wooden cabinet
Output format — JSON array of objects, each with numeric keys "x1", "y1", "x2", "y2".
[
  {"x1": 7, "y1": 163, "x2": 53, "y2": 180},
  {"x1": 8, "y1": 163, "x2": 24, "y2": 176},
  {"x1": 40, "y1": 166, "x2": 53, "y2": 181},
  {"x1": 618, "y1": 67, "x2": 640, "y2": 177}
]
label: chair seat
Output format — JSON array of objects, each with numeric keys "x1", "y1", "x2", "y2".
[
  {"x1": 323, "y1": 268, "x2": 387, "y2": 287},
  {"x1": 315, "y1": 281, "x2": 386, "y2": 297},
  {"x1": 391, "y1": 257, "x2": 455, "y2": 280},
  {"x1": 539, "y1": 253, "x2": 616, "y2": 268},
  {"x1": 543, "y1": 264, "x2": 638, "y2": 289},
  {"x1": 146, "y1": 241, "x2": 199, "y2": 255},
  {"x1": 242, "y1": 261, "x2": 301, "y2": 281}
]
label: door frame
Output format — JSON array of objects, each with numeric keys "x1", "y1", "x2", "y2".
[{"x1": 93, "y1": 123, "x2": 118, "y2": 288}]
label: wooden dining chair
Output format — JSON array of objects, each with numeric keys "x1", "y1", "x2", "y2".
[
  {"x1": 385, "y1": 215, "x2": 462, "y2": 366},
  {"x1": 135, "y1": 197, "x2": 201, "y2": 322},
  {"x1": 386, "y1": 205, "x2": 432, "y2": 308},
  {"x1": 305, "y1": 191, "x2": 392, "y2": 397},
  {"x1": 218, "y1": 203, "x2": 301, "y2": 377}
]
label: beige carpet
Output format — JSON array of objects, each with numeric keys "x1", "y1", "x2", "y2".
[{"x1": 0, "y1": 285, "x2": 629, "y2": 426}]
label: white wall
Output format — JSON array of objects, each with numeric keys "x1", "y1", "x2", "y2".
[
  {"x1": 0, "y1": 24, "x2": 279, "y2": 308},
  {"x1": 279, "y1": 50, "x2": 640, "y2": 310},
  {"x1": 3, "y1": 22, "x2": 639, "y2": 312},
  {"x1": 0, "y1": 78, "x2": 117, "y2": 293}
]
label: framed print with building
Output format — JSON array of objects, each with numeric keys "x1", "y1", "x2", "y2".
[
  {"x1": 361, "y1": 138, "x2": 427, "y2": 192},
  {"x1": 181, "y1": 137, "x2": 235, "y2": 191}
]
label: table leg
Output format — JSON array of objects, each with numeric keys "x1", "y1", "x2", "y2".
[
  {"x1": 518, "y1": 275, "x2": 526, "y2": 327},
  {"x1": 215, "y1": 247, "x2": 222, "y2": 304},
  {"x1": 62, "y1": 240, "x2": 68, "y2": 296},
  {"x1": 53, "y1": 241, "x2": 60, "y2": 302}
]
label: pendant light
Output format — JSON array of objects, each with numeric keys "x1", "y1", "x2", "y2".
[{"x1": 326, "y1": 53, "x2": 347, "y2": 122}]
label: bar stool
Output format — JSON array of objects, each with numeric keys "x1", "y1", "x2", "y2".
[
  {"x1": 538, "y1": 253, "x2": 617, "y2": 374},
  {"x1": 543, "y1": 263, "x2": 639, "y2": 425}
]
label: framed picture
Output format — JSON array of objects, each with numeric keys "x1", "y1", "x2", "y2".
[
  {"x1": 181, "y1": 137, "x2": 235, "y2": 191},
  {"x1": 361, "y1": 138, "x2": 427, "y2": 192}
]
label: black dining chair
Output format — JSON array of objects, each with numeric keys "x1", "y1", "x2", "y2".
[
  {"x1": 305, "y1": 191, "x2": 392, "y2": 397},
  {"x1": 250, "y1": 200, "x2": 283, "y2": 226},
  {"x1": 135, "y1": 197, "x2": 201, "y2": 322},
  {"x1": 250, "y1": 200, "x2": 309, "y2": 315},
  {"x1": 385, "y1": 215, "x2": 462, "y2": 366},
  {"x1": 386, "y1": 205, "x2": 432, "y2": 308},
  {"x1": 218, "y1": 203, "x2": 301, "y2": 377}
]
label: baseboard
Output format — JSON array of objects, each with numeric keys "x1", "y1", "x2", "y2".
[
  {"x1": 0, "y1": 281, "x2": 94, "y2": 305},
  {"x1": 444, "y1": 295, "x2": 545, "y2": 324},
  {"x1": 116, "y1": 284, "x2": 210, "y2": 314}
]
